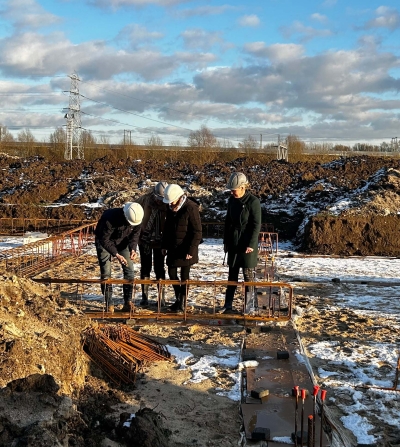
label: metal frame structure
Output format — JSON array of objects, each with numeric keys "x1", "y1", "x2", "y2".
[
  {"x1": 258, "y1": 231, "x2": 279, "y2": 280},
  {"x1": 0, "y1": 223, "x2": 95, "y2": 277},
  {"x1": 33, "y1": 277, "x2": 294, "y2": 323}
]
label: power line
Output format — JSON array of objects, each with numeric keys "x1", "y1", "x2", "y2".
[
  {"x1": 0, "y1": 93, "x2": 64, "y2": 96},
  {"x1": 80, "y1": 94, "x2": 194, "y2": 132},
  {"x1": 80, "y1": 79, "x2": 197, "y2": 119}
]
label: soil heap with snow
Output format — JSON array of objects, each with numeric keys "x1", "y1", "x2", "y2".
[{"x1": 1, "y1": 153, "x2": 400, "y2": 255}]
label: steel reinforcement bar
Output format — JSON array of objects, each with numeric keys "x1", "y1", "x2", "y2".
[
  {"x1": 33, "y1": 277, "x2": 293, "y2": 323},
  {"x1": 0, "y1": 223, "x2": 96, "y2": 276}
]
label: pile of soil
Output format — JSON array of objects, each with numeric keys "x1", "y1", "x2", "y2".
[
  {"x1": 0, "y1": 274, "x2": 179, "y2": 447},
  {"x1": 0, "y1": 271, "x2": 243, "y2": 447}
]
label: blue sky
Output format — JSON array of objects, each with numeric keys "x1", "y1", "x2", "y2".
[{"x1": 0, "y1": 0, "x2": 399, "y2": 147}]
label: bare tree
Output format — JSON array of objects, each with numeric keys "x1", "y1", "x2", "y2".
[
  {"x1": 17, "y1": 128, "x2": 36, "y2": 156},
  {"x1": 0, "y1": 124, "x2": 14, "y2": 142},
  {"x1": 98, "y1": 135, "x2": 110, "y2": 145},
  {"x1": 287, "y1": 135, "x2": 306, "y2": 158},
  {"x1": 17, "y1": 128, "x2": 36, "y2": 143},
  {"x1": 146, "y1": 135, "x2": 164, "y2": 149},
  {"x1": 238, "y1": 135, "x2": 258, "y2": 153},
  {"x1": 49, "y1": 127, "x2": 66, "y2": 147},
  {"x1": 80, "y1": 130, "x2": 96, "y2": 149},
  {"x1": 187, "y1": 125, "x2": 217, "y2": 148}
]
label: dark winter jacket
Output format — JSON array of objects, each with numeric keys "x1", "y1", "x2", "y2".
[
  {"x1": 135, "y1": 191, "x2": 167, "y2": 248},
  {"x1": 94, "y1": 208, "x2": 141, "y2": 256},
  {"x1": 161, "y1": 198, "x2": 202, "y2": 267},
  {"x1": 223, "y1": 191, "x2": 261, "y2": 268}
]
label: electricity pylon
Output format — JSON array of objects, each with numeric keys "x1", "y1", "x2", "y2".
[{"x1": 64, "y1": 73, "x2": 83, "y2": 159}]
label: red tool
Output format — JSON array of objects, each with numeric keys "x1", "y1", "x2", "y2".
[
  {"x1": 312, "y1": 385, "x2": 320, "y2": 447},
  {"x1": 319, "y1": 389, "x2": 327, "y2": 447},
  {"x1": 300, "y1": 388, "x2": 306, "y2": 446}
]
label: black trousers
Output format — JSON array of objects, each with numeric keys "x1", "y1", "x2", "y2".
[
  {"x1": 139, "y1": 244, "x2": 166, "y2": 280},
  {"x1": 168, "y1": 265, "x2": 191, "y2": 299},
  {"x1": 224, "y1": 266, "x2": 254, "y2": 307}
]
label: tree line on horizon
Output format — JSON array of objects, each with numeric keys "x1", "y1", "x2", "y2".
[{"x1": 0, "y1": 123, "x2": 398, "y2": 163}]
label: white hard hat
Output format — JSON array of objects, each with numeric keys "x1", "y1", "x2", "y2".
[
  {"x1": 154, "y1": 181, "x2": 168, "y2": 200},
  {"x1": 227, "y1": 172, "x2": 247, "y2": 190},
  {"x1": 163, "y1": 184, "x2": 184, "y2": 204},
  {"x1": 123, "y1": 202, "x2": 144, "y2": 226}
]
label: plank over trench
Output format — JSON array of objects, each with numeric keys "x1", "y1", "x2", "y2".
[{"x1": 241, "y1": 324, "x2": 330, "y2": 445}]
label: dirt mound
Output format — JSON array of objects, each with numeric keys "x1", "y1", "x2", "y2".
[
  {"x1": 303, "y1": 215, "x2": 400, "y2": 255},
  {"x1": 1, "y1": 153, "x2": 400, "y2": 254},
  {"x1": 0, "y1": 274, "x2": 90, "y2": 393},
  {"x1": 0, "y1": 272, "x2": 174, "y2": 446}
]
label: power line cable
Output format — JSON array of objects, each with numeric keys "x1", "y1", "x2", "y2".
[
  {"x1": 80, "y1": 79, "x2": 197, "y2": 119},
  {"x1": 80, "y1": 94, "x2": 194, "y2": 132}
]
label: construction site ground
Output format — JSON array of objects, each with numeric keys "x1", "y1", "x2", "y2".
[
  {"x1": 2, "y1": 152, "x2": 400, "y2": 445},
  {"x1": 38, "y1": 252, "x2": 309, "y2": 446},
  {"x1": 2, "y1": 235, "x2": 400, "y2": 446}
]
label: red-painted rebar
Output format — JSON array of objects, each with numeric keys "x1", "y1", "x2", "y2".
[{"x1": 1, "y1": 223, "x2": 96, "y2": 276}]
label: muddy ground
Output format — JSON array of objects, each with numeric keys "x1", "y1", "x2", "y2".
[
  {"x1": 1, "y1": 153, "x2": 400, "y2": 446},
  {"x1": 1, "y1": 153, "x2": 400, "y2": 254},
  {"x1": 2, "y1": 250, "x2": 400, "y2": 447},
  {"x1": 0, "y1": 270, "x2": 244, "y2": 447}
]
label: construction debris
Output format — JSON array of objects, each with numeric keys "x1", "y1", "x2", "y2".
[{"x1": 81, "y1": 323, "x2": 171, "y2": 385}]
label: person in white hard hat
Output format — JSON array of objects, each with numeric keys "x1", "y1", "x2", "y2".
[
  {"x1": 94, "y1": 202, "x2": 144, "y2": 313},
  {"x1": 135, "y1": 181, "x2": 169, "y2": 307},
  {"x1": 161, "y1": 184, "x2": 202, "y2": 312},
  {"x1": 222, "y1": 172, "x2": 261, "y2": 314}
]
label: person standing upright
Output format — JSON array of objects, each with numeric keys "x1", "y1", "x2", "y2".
[
  {"x1": 135, "y1": 181, "x2": 168, "y2": 306},
  {"x1": 222, "y1": 172, "x2": 261, "y2": 313},
  {"x1": 94, "y1": 202, "x2": 144, "y2": 313},
  {"x1": 161, "y1": 184, "x2": 202, "y2": 312}
]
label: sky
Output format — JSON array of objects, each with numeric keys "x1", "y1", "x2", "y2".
[
  {"x1": 1, "y1": 235, "x2": 399, "y2": 444},
  {"x1": 0, "y1": 0, "x2": 400, "y2": 147}
]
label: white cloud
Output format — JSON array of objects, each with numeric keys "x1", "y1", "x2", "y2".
[
  {"x1": 364, "y1": 6, "x2": 400, "y2": 31},
  {"x1": 88, "y1": 0, "x2": 188, "y2": 8},
  {"x1": 238, "y1": 15, "x2": 260, "y2": 27},
  {"x1": 311, "y1": 13, "x2": 328, "y2": 23},
  {"x1": 281, "y1": 20, "x2": 333, "y2": 42},
  {"x1": 357, "y1": 34, "x2": 382, "y2": 50},
  {"x1": 0, "y1": 32, "x2": 200, "y2": 81},
  {"x1": 115, "y1": 24, "x2": 164, "y2": 48},
  {"x1": 244, "y1": 42, "x2": 305, "y2": 61},
  {"x1": 191, "y1": 45, "x2": 400, "y2": 129},
  {"x1": 3, "y1": 0, "x2": 61, "y2": 30},
  {"x1": 180, "y1": 28, "x2": 223, "y2": 50},
  {"x1": 175, "y1": 5, "x2": 236, "y2": 19}
]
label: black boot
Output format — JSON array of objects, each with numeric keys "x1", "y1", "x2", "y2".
[
  {"x1": 140, "y1": 277, "x2": 150, "y2": 306},
  {"x1": 102, "y1": 283, "x2": 114, "y2": 313},
  {"x1": 122, "y1": 284, "x2": 133, "y2": 312},
  {"x1": 157, "y1": 283, "x2": 166, "y2": 307},
  {"x1": 169, "y1": 294, "x2": 184, "y2": 313},
  {"x1": 221, "y1": 285, "x2": 236, "y2": 312}
]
